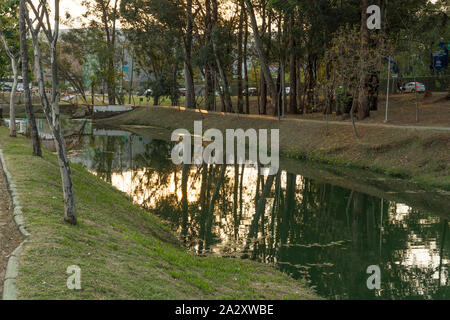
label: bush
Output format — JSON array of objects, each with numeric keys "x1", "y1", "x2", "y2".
[{"x1": 336, "y1": 88, "x2": 353, "y2": 114}]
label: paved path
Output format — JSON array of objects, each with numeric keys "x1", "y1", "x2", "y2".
[
  {"x1": 0, "y1": 161, "x2": 21, "y2": 298},
  {"x1": 284, "y1": 118, "x2": 450, "y2": 131},
  {"x1": 144, "y1": 105, "x2": 450, "y2": 131}
]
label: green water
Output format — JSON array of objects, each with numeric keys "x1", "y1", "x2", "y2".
[{"x1": 54, "y1": 121, "x2": 449, "y2": 300}]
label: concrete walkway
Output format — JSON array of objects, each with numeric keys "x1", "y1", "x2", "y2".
[{"x1": 0, "y1": 161, "x2": 21, "y2": 298}]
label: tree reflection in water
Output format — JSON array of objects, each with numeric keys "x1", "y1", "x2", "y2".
[{"x1": 69, "y1": 134, "x2": 449, "y2": 300}]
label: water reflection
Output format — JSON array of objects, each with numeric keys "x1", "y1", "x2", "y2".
[
  {"x1": 62, "y1": 130, "x2": 449, "y2": 300},
  {"x1": 10, "y1": 117, "x2": 444, "y2": 300}
]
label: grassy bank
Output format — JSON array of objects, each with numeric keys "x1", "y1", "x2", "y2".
[
  {"x1": 0, "y1": 127, "x2": 318, "y2": 300},
  {"x1": 98, "y1": 106, "x2": 450, "y2": 190}
]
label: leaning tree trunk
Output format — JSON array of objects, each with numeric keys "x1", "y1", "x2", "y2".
[
  {"x1": 259, "y1": 70, "x2": 267, "y2": 114},
  {"x1": 49, "y1": 40, "x2": 77, "y2": 225},
  {"x1": 245, "y1": 0, "x2": 278, "y2": 113},
  {"x1": 25, "y1": 2, "x2": 77, "y2": 225},
  {"x1": 51, "y1": 120, "x2": 77, "y2": 225},
  {"x1": 19, "y1": 0, "x2": 41, "y2": 156}
]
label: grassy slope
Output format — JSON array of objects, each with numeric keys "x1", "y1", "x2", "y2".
[
  {"x1": 99, "y1": 106, "x2": 450, "y2": 191},
  {"x1": 0, "y1": 127, "x2": 318, "y2": 300}
]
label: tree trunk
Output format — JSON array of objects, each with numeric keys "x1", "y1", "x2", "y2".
[
  {"x1": 50, "y1": 39, "x2": 77, "y2": 225},
  {"x1": 19, "y1": 0, "x2": 42, "y2": 156},
  {"x1": 211, "y1": 0, "x2": 233, "y2": 113},
  {"x1": 237, "y1": 2, "x2": 244, "y2": 114},
  {"x1": 128, "y1": 57, "x2": 134, "y2": 104},
  {"x1": 9, "y1": 57, "x2": 18, "y2": 137},
  {"x1": 106, "y1": 58, "x2": 116, "y2": 105},
  {"x1": 26, "y1": 2, "x2": 77, "y2": 225},
  {"x1": 0, "y1": 34, "x2": 17, "y2": 137},
  {"x1": 153, "y1": 95, "x2": 160, "y2": 106},
  {"x1": 204, "y1": 0, "x2": 214, "y2": 110},
  {"x1": 245, "y1": 0, "x2": 278, "y2": 113},
  {"x1": 52, "y1": 122, "x2": 77, "y2": 225},
  {"x1": 358, "y1": 0, "x2": 370, "y2": 120},
  {"x1": 296, "y1": 60, "x2": 303, "y2": 113},
  {"x1": 243, "y1": 11, "x2": 250, "y2": 114},
  {"x1": 259, "y1": 70, "x2": 267, "y2": 114},
  {"x1": 184, "y1": 0, "x2": 196, "y2": 109},
  {"x1": 288, "y1": 14, "x2": 297, "y2": 114},
  {"x1": 306, "y1": 55, "x2": 315, "y2": 113}
]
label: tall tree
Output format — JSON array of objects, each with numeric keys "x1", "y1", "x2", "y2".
[
  {"x1": 237, "y1": 0, "x2": 244, "y2": 114},
  {"x1": 120, "y1": 0, "x2": 184, "y2": 106},
  {"x1": 211, "y1": 0, "x2": 233, "y2": 112},
  {"x1": 288, "y1": 11, "x2": 297, "y2": 114},
  {"x1": 184, "y1": 0, "x2": 196, "y2": 108},
  {"x1": 25, "y1": 0, "x2": 77, "y2": 224},
  {"x1": 358, "y1": 0, "x2": 370, "y2": 120},
  {"x1": 245, "y1": 0, "x2": 278, "y2": 113},
  {"x1": 19, "y1": 0, "x2": 41, "y2": 155},
  {"x1": 0, "y1": 0, "x2": 20, "y2": 137},
  {"x1": 82, "y1": 0, "x2": 120, "y2": 105}
]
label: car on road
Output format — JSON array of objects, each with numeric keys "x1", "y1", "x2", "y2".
[
  {"x1": 403, "y1": 82, "x2": 425, "y2": 93},
  {"x1": 242, "y1": 87, "x2": 258, "y2": 96},
  {"x1": 0, "y1": 82, "x2": 12, "y2": 92},
  {"x1": 144, "y1": 88, "x2": 153, "y2": 98}
]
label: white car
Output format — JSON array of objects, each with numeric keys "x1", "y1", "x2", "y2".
[
  {"x1": 144, "y1": 88, "x2": 153, "y2": 97},
  {"x1": 403, "y1": 82, "x2": 425, "y2": 93}
]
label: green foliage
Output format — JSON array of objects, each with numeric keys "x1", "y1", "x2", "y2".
[
  {"x1": 149, "y1": 73, "x2": 180, "y2": 102},
  {"x1": 0, "y1": 0, "x2": 20, "y2": 61},
  {"x1": 336, "y1": 87, "x2": 353, "y2": 114}
]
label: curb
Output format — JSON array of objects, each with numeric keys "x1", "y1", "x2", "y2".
[{"x1": 0, "y1": 148, "x2": 30, "y2": 300}]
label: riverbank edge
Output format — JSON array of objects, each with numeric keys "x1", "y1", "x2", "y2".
[
  {"x1": 97, "y1": 106, "x2": 450, "y2": 191},
  {"x1": 0, "y1": 148, "x2": 30, "y2": 300},
  {"x1": 0, "y1": 128, "x2": 320, "y2": 300}
]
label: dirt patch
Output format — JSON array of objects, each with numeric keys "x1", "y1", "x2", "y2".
[{"x1": 0, "y1": 159, "x2": 22, "y2": 298}]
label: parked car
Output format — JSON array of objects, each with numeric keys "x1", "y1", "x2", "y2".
[
  {"x1": 144, "y1": 88, "x2": 153, "y2": 98},
  {"x1": 403, "y1": 82, "x2": 425, "y2": 93},
  {"x1": 179, "y1": 88, "x2": 187, "y2": 96},
  {"x1": 17, "y1": 83, "x2": 32, "y2": 92},
  {"x1": 0, "y1": 82, "x2": 12, "y2": 92},
  {"x1": 242, "y1": 87, "x2": 258, "y2": 96}
]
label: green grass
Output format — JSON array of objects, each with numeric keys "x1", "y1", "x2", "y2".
[{"x1": 0, "y1": 127, "x2": 318, "y2": 300}]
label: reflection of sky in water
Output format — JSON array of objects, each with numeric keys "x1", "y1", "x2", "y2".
[{"x1": 68, "y1": 132, "x2": 449, "y2": 300}]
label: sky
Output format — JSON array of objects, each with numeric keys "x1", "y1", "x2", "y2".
[
  {"x1": 31, "y1": 0, "x2": 86, "y2": 28},
  {"x1": 34, "y1": 0, "x2": 441, "y2": 29}
]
